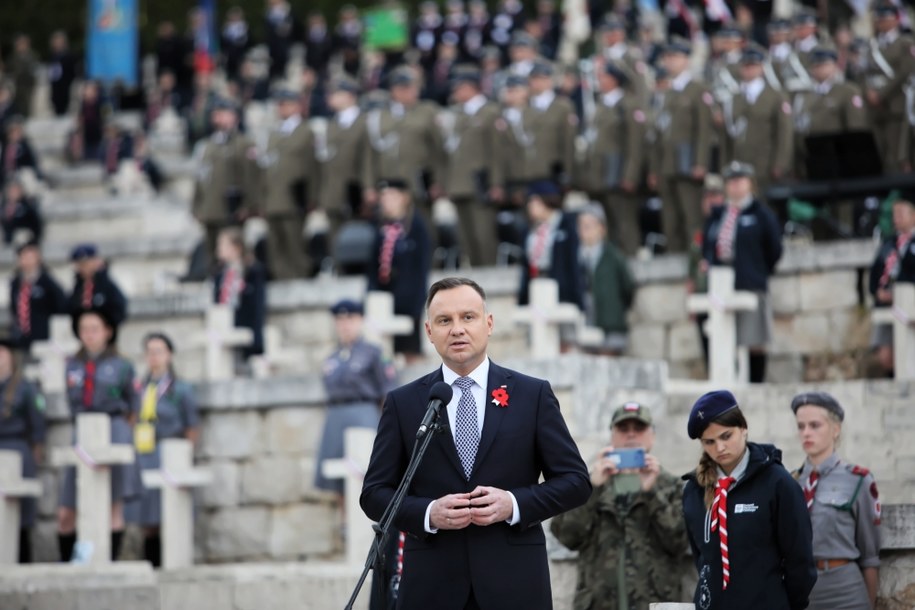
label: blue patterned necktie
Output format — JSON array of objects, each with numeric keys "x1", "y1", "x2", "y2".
[{"x1": 453, "y1": 376, "x2": 480, "y2": 480}]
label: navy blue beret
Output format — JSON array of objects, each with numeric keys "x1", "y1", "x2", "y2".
[
  {"x1": 687, "y1": 390, "x2": 739, "y2": 439},
  {"x1": 330, "y1": 299, "x2": 364, "y2": 316},
  {"x1": 528, "y1": 179, "x2": 561, "y2": 198},
  {"x1": 70, "y1": 243, "x2": 98, "y2": 261}
]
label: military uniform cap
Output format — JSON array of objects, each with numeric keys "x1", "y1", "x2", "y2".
[
  {"x1": 579, "y1": 202, "x2": 606, "y2": 225},
  {"x1": 388, "y1": 67, "x2": 416, "y2": 87},
  {"x1": 663, "y1": 37, "x2": 692, "y2": 56},
  {"x1": 723, "y1": 160, "x2": 755, "y2": 179},
  {"x1": 740, "y1": 46, "x2": 766, "y2": 64},
  {"x1": 331, "y1": 76, "x2": 361, "y2": 96},
  {"x1": 272, "y1": 88, "x2": 300, "y2": 102},
  {"x1": 599, "y1": 15, "x2": 626, "y2": 31},
  {"x1": 715, "y1": 26, "x2": 744, "y2": 39},
  {"x1": 376, "y1": 177, "x2": 410, "y2": 191},
  {"x1": 505, "y1": 74, "x2": 529, "y2": 88},
  {"x1": 790, "y1": 391, "x2": 845, "y2": 421},
  {"x1": 529, "y1": 61, "x2": 555, "y2": 78},
  {"x1": 793, "y1": 10, "x2": 818, "y2": 25},
  {"x1": 767, "y1": 18, "x2": 791, "y2": 31},
  {"x1": 213, "y1": 97, "x2": 240, "y2": 112},
  {"x1": 481, "y1": 46, "x2": 502, "y2": 61},
  {"x1": 810, "y1": 47, "x2": 838, "y2": 64},
  {"x1": 603, "y1": 61, "x2": 629, "y2": 85},
  {"x1": 688, "y1": 390, "x2": 739, "y2": 439},
  {"x1": 873, "y1": 2, "x2": 899, "y2": 17},
  {"x1": 450, "y1": 65, "x2": 481, "y2": 86},
  {"x1": 511, "y1": 32, "x2": 537, "y2": 48}
]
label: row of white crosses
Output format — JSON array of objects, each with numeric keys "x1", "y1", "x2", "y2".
[
  {"x1": 0, "y1": 413, "x2": 208, "y2": 567},
  {"x1": 871, "y1": 283, "x2": 915, "y2": 381}
]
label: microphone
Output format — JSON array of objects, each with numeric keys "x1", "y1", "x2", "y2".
[{"x1": 416, "y1": 381, "x2": 453, "y2": 439}]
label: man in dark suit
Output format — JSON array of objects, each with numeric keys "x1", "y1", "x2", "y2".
[{"x1": 361, "y1": 277, "x2": 591, "y2": 610}]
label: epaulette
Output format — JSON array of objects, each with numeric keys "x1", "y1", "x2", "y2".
[{"x1": 850, "y1": 464, "x2": 870, "y2": 477}]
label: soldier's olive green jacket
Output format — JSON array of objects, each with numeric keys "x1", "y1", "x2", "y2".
[
  {"x1": 192, "y1": 131, "x2": 260, "y2": 223},
  {"x1": 551, "y1": 469, "x2": 688, "y2": 610}
]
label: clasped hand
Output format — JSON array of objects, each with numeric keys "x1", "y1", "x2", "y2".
[{"x1": 430, "y1": 486, "x2": 513, "y2": 530}]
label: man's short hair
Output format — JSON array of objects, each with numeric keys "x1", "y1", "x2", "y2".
[{"x1": 425, "y1": 277, "x2": 487, "y2": 312}]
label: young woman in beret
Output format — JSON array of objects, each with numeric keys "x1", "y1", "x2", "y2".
[
  {"x1": 682, "y1": 390, "x2": 817, "y2": 610},
  {"x1": 791, "y1": 392, "x2": 880, "y2": 610}
]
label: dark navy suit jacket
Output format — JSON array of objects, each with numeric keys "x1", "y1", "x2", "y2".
[{"x1": 360, "y1": 360, "x2": 591, "y2": 610}]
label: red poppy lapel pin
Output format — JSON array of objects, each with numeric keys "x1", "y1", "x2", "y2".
[{"x1": 491, "y1": 385, "x2": 509, "y2": 408}]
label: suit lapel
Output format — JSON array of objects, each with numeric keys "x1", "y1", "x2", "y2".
[{"x1": 472, "y1": 362, "x2": 513, "y2": 476}]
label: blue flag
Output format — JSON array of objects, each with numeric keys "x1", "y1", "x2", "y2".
[{"x1": 87, "y1": 0, "x2": 139, "y2": 87}]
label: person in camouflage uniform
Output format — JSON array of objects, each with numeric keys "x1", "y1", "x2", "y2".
[{"x1": 551, "y1": 403, "x2": 688, "y2": 610}]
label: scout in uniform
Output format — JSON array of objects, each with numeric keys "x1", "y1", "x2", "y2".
[
  {"x1": 525, "y1": 61, "x2": 577, "y2": 188},
  {"x1": 864, "y1": 3, "x2": 915, "y2": 174},
  {"x1": 791, "y1": 392, "x2": 881, "y2": 610},
  {"x1": 722, "y1": 47, "x2": 794, "y2": 201},
  {"x1": 314, "y1": 299, "x2": 396, "y2": 502},
  {"x1": 127, "y1": 332, "x2": 199, "y2": 567},
  {"x1": 551, "y1": 402, "x2": 686, "y2": 610},
  {"x1": 682, "y1": 391, "x2": 817, "y2": 610},
  {"x1": 212, "y1": 227, "x2": 267, "y2": 360},
  {"x1": 260, "y1": 89, "x2": 316, "y2": 280},
  {"x1": 67, "y1": 243, "x2": 128, "y2": 330},
  {"x1": 316, "y1": 76, "x2": 373, "y2": 242},
  {"x1": 0, "y1": 336, "x2": 46, "y2": 562},
  {"x1": 586, "y1": 62, "x2": 647, "y2": 255},
  {"x1": 366, "y1": 67, "x2": 445, "y2": 222},
  {"x1": 57, "y1": 307, "x2": 139, "y2": 562},
  {"x1": 191, "y1": 98, "x2": 260, "y2": 262},
  {"x1": 650, "y1": 39, "x2": 715, "y2": 253},
  {"x1": 9, "y1": 235, "x2": 67, "y2": 351},
  {"x1": 868, "y1": 197, "x2": 915, "y2": 377},
  {"x1": 702, "y1": 162, "x2": 783, "y2": 383},
  {"x1": 442, "y1": 66, "x2": 504, "y2": 267}
]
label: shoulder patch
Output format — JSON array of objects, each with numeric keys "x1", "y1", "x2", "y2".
[
  {"x1": 568, "y1": 114, "x2": 579, "y2": 126},
  {"x1": 702, "y1": 92, "x2": 714, "y2": 106},
  {"x1": 246, "y1": 146, "x2": 259, "y2": 161},
  {"x1": 851, "y1": 464, "x2": 871, "y2": 477},
  {"x1": 633, "y1": 109, "x2": 646, "y2": 123},
  {"x1": 782, "y1": 101, "x2": 792, "y2": 115},
  {"x1": 495, "y1": 117, "x2": 507, "y2": 131},
  {"x1": 852, "y1": 95, "x2": 863, "y2": 108},
  {"x1": 870, "y1": 481, "x2": 881, "y2": 524}
]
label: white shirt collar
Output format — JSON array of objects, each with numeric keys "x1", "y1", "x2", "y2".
[
  {"x1": 602, "y1": 88, "x2": 624, "y2": 107},
  {"x1": 742, "y1": 77, "x2": 765, "y2": 103},
  {"x1": 532, "y1": 90, "x2": 556, "y2": 110},
  {"x1": 797, "y1": 35, "x2": 817, "y2": 53},
  {"x1": 605, "y1": 42, "x2": 627, "y2": 60},
  {"x1": 717, "y1": 447, "x2": 751, "y2": 482},
  {"x1": 441, "y1": 357, "x2": 490, "y2": 389},
  {"x1": 771, "y1": 42, "x2": 791, "y2": 60},
  {"x1": 337, "y1": 105, "x2": 360, "y2": 128},
  {"x1": 464, "y1": 94, "x2": 487, "y2": 115},
  {"x1": 879, "y1": 29, "x2": 899, "y2": 45},
  {"x1": 671, "y1": 70, "x2": 692, "y2": 91},
  {"x1": 391, "y1": 102, "x2": 406, "y2": 118},
  {"x1": 280, "y1": 115, "x2": 301, "y2": 134}
]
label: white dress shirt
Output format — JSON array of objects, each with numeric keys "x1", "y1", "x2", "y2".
[
  {"x1": 671, "y1": 70, "x2": 693, "y2": 92},
  {"x1": 424, "y1": 358, "x2": 521, "y2": 532},
  {"x1": 336, "y1": 105, "x2": 360, "y2": 129},
  {"x1": 531, "y1": 90, "x2": 556, "y2": 112},
  {"x1": 602, "y1": 88, "x2": 624, "y2": 108},
  {"x1": 742, "y1": 77, "x2": 765, "y2": 104},
  {"x1": 280, "y1": 115, "x2": 302, "y2": 135},
  {"x1": 463, "y1": 94, "x2": 488, "y2": 116}
]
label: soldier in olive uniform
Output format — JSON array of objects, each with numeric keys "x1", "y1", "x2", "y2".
[
  {"x1": 723, "y1": 48, "x2": 794, "y2": 201},
  {"x1": 793, "y1": 11, "x2": 822, "y2": 70},
  {"x1": 708, "y1": 27, "x2": 745, "y2": 107},
  {"x1": 649, "y1": 40, "x2": 715, "y2": 253},
  {"x1": 793, "y1": 48, "x2": 869, "y2": 179},
  {"x1": 597, "y1": 16, "x2": 650, "y2": 105},
  {"x1": 864, "y1": 3, "x2": 915, "y2": 174},
  {"x1": 316, "y1": 77, "x2": 373, "y2": 242},
  {"x1": 551, "y1": 402, "x2": 687, "y2": 610},
  {"x1": 443, "y1": 66, "x2": 505, "y2": 266},
  {"x1": 768, "y1": 18, "x2": 814, "y2": 94},
  {"x1": 494, "y1": 74, "x2": 533, "y2": 207},
  {"x1": 586, "y1": 62, "x2": 647, "y2": 255},
  {"x1": 791, "y1": 392, "x2": 881, "y2": 610},
  {"x1": 366, "y1": 68, "x2": 445, "y2": 223},
  {"x1": 525, "y1": 61, "x2": 577, "y2": 188},
  {"x1": 260, "y1": 90, "x2": 315, "y2": 280},
  {"x1": 192, "y1": 99, "x2": 260, "y2": 262}
]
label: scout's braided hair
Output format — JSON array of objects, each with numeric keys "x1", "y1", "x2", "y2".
[{"x1": 695, "y1": 407, "x2": 749, "y2": 509}]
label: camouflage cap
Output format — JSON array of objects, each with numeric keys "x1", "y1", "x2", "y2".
[{"x1": 611, "y1": 402, "x2": 653, "y2": 427}]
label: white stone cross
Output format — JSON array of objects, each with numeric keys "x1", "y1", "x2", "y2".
[
  {"x1": 364, "y1": 292, "x2": 414, "y2": 359},
  {"x1": 687, "y1": 266, "x2": 759, "y2": 385},
  {"x1": 141, "y1": 439, "x2": 211, "y2": 570},
  {"x1": 28, "y1": 315, "x2": 80, "y2": 394},
  {"x1": 193, "y1": 305, "x2": 254, "y2": 381},
  {"x1": 321, "y1": 427, "x2": 376, "y2": 567},
  {"x1": 871, "y1": 283, "x2": 915, "y2": 381},
  {"x1": 50, "y1": 413, "x2": 135, "y2": 565},
  {"x1": 250, "y1": 325, "x2": 302, "y2": 379},
  {"x1": 513, "y1": 278, "x2": 584, "y2": 359},
  {"x1": 0, "y1": 450, "x2": 42, "y2": 564},
  {"x1": 112, "y1": 159, "x2": 153, "y2": 197}
]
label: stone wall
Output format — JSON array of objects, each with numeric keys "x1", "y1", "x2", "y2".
[{"x1": 29, "y1": 355, "x2": 915, "y2": 565}]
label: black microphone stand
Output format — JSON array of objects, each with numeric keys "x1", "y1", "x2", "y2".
[{"x1": 344, "y1": 411, "x2": 446, "y2": 610}]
